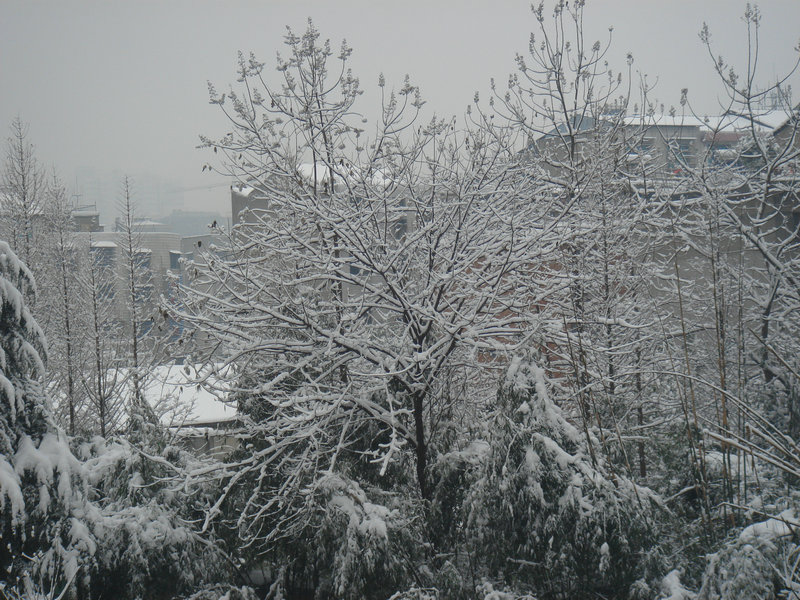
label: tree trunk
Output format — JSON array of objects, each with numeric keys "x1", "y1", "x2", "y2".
[{"x1": 412, "y1": 391, "x2": 428, "y2": 500}]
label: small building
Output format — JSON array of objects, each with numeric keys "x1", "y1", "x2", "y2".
[
  {"x1": 71, "y1": 206, "x2": 103, "y2": 232},
  {"x1": 146, "y1": 364, "x2": 239, "y2": 458}
]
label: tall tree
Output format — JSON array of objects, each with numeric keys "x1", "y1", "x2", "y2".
[
  {"x1": 0, "y1": 239, "x2": 86, "y2": 596},
  {"x1": 116, "y1": 176, "x2": 157, "y2": 429},
  {"x1": 38, "y1": 173, "x2": 85, "y2": 435},
  {"x1": 79, "y1": 236, "x2": 126, "y2": 437},
  {"x1": 493, "y1": 0, "x2": 667, "y2": 481},
  {"x1": 645, "y1": 7, "x2": 800, "y2": 541},
  {"x1": 698, "y1": 6, "x2": 800, "y2": 439},
  {"x1": 0, "y1": 118, "x2": 46, "y2": 268},
  {"x1": 176, "y1": 21, "x2": 557, "y2": 561}
]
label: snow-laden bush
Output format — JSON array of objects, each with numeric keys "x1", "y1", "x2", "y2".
[
  {"x1": 76, "y1": 433, "x2": 230, "y2": 599},
  {"x1": 261, "y1": 472, "x2": 419, "y2": 600},
  {"x1": 181, "y1": 585, "x2": 258, "y2": 600},
  {"x1": 387, "y1": 588, "x2": 440, "y2": 600},
  {"x1": 2, "y1": 427, "x2": 234, "y2": 600},
  {"x1": 429, "y1": 356, "x2": 661, "y2": 599},
  {"x1": 698, "y1": 499, "x2": 799, "y2": 600},
  {"x1": 655, "y1": 570, "x2": 696, "y2": 600}
]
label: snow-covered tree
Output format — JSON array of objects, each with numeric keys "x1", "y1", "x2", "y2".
[
  {"x1": 2, "y1": 4, "x2": 796, "y2": 598},
  {"x1": 34, "y1": 174, "x2": 88, "y2": 436},
  {"x1": 77, "y1": 237, "x2": 127, "y2": 437},
  {"x1": 0, "y1": 118, "x2": 46, "y2": 269},
  {"x1": 696, "y1": 6, "x2": 800, "y2": 440},
  {"x1": 0, "y1": 238, "x2": 236, "y2": 598},
  {"x1": 116, "y1": 176, "x2": 160, "y2": 430},
  {"x1": 176, "y1": 20, "x2": 562, "y2": 561},
  {"x1": 643, "y1": 7, "x2": 800, "y2": 542},
  {"x1": 488, "y1": 0, "x2": 671, "y2": 485},
  {"x1": 429, "y1": 355, "x2": 661, "y2": 598},
  {"x1": 0, "y1": 238, "x2": 94, "y2": 596}
]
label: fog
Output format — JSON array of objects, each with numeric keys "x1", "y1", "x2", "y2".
[{"x1": 2, "y1": 0, "x2": 798, "y2": 223}]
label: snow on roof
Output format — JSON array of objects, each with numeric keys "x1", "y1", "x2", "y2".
[
  {"x1": 144, "y1": 364, "x2": 236, "y2": 428},
  {"x1": 232, "y1": 185, "x2": 256, "y2": 197},
  {"x1": 232, "y1": 164, "x2": 394, "y2": 195},
  {"x1": 708, "y1": 111, "x2": 789, "y2": 132},
  {"x1": 368, "y1": 169, "x2": 392, "y2": 187},
  {"x1": 622, "y1": 109, "x2": 790, "y2": 133},
  {"x1": 747, "y1": 109, "x2": 794, "y2": 130},
  {"x1": 91, "y1": 241, "x2": 118, "y2": 248},
  {"x1": 622, "y1": 114, "x2": 709, "y2": 130},
  {"x1": 297, "y1": 162, "x2": 340, "y2": 185},
  {"x1": 296, "y1": 162, "x2": 393, "y2": 188}
]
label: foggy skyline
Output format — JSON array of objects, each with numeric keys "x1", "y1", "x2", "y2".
[{"x1": 2, "y1": 0, "x2": 799, "y2": 223}]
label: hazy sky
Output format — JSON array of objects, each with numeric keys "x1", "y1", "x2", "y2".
[{"x1": 2, "y1": 0, "x2": 799, "y2": 221}]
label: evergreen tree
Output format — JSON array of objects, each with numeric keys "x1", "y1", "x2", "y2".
[
  {"x1": 0, "y1": 119, "x2": 45, "y2": 269},
  {"x1": 0, "y1": 239, "x2": 89, "y2": 596},
  {"x1": 430, "y1": 355, "x2": 662, "y2": 599},
  {"x1": 0, "y1": 238, "x2": 239, "y2": 599}
]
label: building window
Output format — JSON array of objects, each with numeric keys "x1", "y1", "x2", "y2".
[
  {"x1": 133, "y1": 249, "x2": 151, "y2": 271},
  {"x1": 90, "y1": 243, "x2": 116, "y2": 269}
]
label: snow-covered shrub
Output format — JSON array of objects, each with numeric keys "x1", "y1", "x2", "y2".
[
  {"x1": 429, "y1": 356, "x2": 661, "y2": 599},
  {"x1": 261, "y1": 472, "x2": 419, "y2": 600},
  {"x1": 655, "y1": 569, "x2": 696, "y2": 600},
  {"x1": 75, "y1": 434, "x2": 232, "y2": 599},
  {"x1": 698, "y1": 501, "x2": 799, "y2": 600},
  {"x1": 315, "y1": 474, "x2": 410, "y2": 598},
  {"x1": 198, "y1": 362, "x2": 429, "y2": 597},
  {"x1": 475, "y1": 580, "x2": 536, "y2": 600},
  {"x1": 387, "y1": 588, "x2": 440, "y2": 600},
  {"x1": 181, "y1": 585, "x2": 258, "y2": 600}
]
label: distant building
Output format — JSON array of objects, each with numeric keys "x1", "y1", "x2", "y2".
[
  {"x1": 74, "y1": 167, "x2": 185, "y2": 224},
  {"x1": 71, "y1": 206, "x2": 103, "y2": 232},
  {"x1": 529, "y1": 108, "x2": 793, "y2": 176},
  {"x1": 113, "y1": 217, "x2": 169, "y2": 233},
  {"x1": 231, "y1": 183, "x2": 268, "y2": 228},
  {"x1": 73, "y1": 230, "x2": 183, "y2": 313},
  {"x1": 160, "y1": 209, "x2": 226, "y2": 237}
]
